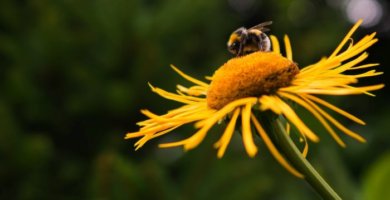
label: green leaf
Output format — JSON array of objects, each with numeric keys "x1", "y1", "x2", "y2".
[{"x1": 362, "y1": 152, "x2": 390, "y2": 200}]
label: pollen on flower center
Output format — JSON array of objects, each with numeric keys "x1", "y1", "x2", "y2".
[{"x1": 207, "y1": 52, "x2": 299, "y2": 110}]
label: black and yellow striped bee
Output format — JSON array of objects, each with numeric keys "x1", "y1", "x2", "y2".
[{"x1": 227, "y1": 21, "x2": 272, "y2": 56}]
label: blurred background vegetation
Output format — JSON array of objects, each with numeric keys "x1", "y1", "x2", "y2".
[{"x1": 1, "y1": 0, "x2": 389, "y2": 199}]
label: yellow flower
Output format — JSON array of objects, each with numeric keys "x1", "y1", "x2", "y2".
[{"x1": 126, "y1": 20, "x2": 383, "y2": 178}]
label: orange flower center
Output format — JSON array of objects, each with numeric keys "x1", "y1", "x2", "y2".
[{"x1": 207, "y1": 52, "x2": 299, "y2": 110}]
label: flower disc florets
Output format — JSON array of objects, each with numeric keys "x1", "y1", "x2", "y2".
[{"x1": 207, "y1": 52, "x2": 299, "y2": 110}]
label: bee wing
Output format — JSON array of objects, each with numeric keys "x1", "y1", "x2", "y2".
[{"x1": 249, "y1": 21, "x2": 272, "y2": 32}]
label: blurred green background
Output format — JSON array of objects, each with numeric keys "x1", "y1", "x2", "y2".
[{"x1": 1, "y1": 0, "x2": 389, "y2": 199}]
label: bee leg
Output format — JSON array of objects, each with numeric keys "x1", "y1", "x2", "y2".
[
  {"x1": 237, "y1": 34, "x2": 247, "y2": 56},
  {"x1": 237, "y1": 42, "x2": 244, "y2": 56}
]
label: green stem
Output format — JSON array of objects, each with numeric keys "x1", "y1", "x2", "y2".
[{"x1": 273, "y1": 119, "x2": 342, "y2": 200}]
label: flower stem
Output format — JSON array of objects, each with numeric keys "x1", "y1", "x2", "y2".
[{"x1": 273, "y1": 119, "x2": 342, "y2": 200}]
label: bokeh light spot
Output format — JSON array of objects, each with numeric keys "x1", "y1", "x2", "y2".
[{"x1": 346, "y1": 0, "x2": 383, "y2": 27}]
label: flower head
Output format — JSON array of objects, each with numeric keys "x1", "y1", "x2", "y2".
[{"x1": 126, "y1": 20, "x2": 383, "y2": 177}]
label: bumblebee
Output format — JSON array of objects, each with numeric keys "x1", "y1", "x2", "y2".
[{"x1": 227, "y1": 21, "x2": 272, "y2": 56}]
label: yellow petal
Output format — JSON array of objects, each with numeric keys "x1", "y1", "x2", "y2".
[
  {"x1": 214, "y1": 108, "x2": 240, "y2": 158},
  {"x1": 279, "y1": 91, "x2": 346, "y2": 147},
  {"x1": 329, "y1": 19, "x2": 362, "y2": 58},
  {"x1": 301, "y1": 94, "x2": 366, "y2": 142},
  {"x1": 304, "y1": 94, "x2": 365, "y2": 125},
  {"x1": 260, "y1": 95, "x2": 319, "y2": 142},
  {"x1": 270, "y1": 35, "x2": 280, "y2": 54},
  {"x1": 284, "y1": 35, "x2": 293, "y2": 61},
  {"x1": 241, "y1": 103, "x2": 258, "y2": 157},
  {"x1": 251, "y1": 114, "x2": 304, "y2": 178},
  {"x1": 170, "y1": 65, "x2": 209, "y2": 87}
]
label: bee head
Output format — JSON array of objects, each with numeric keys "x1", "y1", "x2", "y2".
[
  {"x1": 227, "y1": 27, "x2": 246, "y2": 55},
  {"x1": 227, "y1": 39, "x2": 240, "y2": 55}
]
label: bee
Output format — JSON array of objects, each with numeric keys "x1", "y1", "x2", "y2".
[{"x1": 227, "y1": 21, "x2": 272, "y2": 56}]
